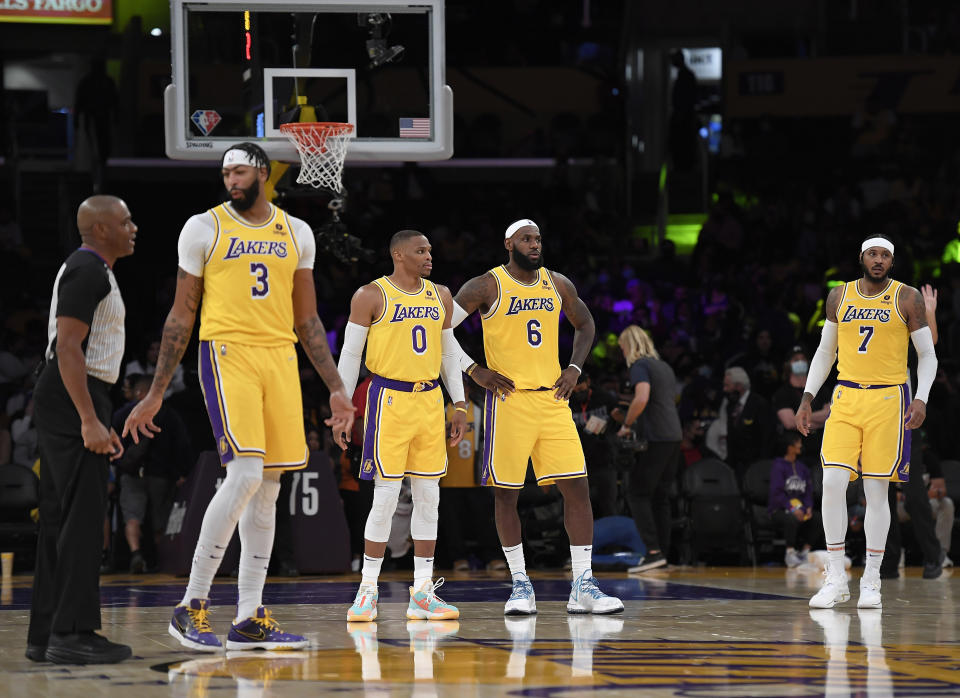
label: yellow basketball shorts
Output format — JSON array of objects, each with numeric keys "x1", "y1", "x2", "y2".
[
  {"x1": 820, "y1": 380, "x2": 911, "y2": 482},
  {"x1": 199, "y1": 340, "x2": 307, "y2": 470},
  {"x1": 359, "y1": 375, "x2": 447, "y2": 481},
  {"x1": 481, "y1": 388, "x2": 586, "y2": 489}
]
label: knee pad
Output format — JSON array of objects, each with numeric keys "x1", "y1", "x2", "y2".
[
  {"x1": 219, "y1": 457, "x2": 264, "y2": 524},
  {"x1": 249, "y1": 478, "x2": 281, "y2": 530},
  {"x1": 364, "y1": 478, "x2": 402, "y2": 543},
  {"x1": 410, "y1": 478, "x2": 440, "y2": 541},
  {"x1": 822, "y1": 467, "x2": 851, "y2": 493}
]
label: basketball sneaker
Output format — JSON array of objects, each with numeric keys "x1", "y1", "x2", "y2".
[
  {"x1": 504, "y1": 573, "x2": 537, "y2": 615},
  {"x1": 347, "y1": 584, "x2": 378, "y2": 622},
  {"x1": 406, "y1": 577, "x2": 460, "y2": 620},
  {"x1": 857, "y1": 571, "x2": 882, "y2": 609},
  {"x1": 809, "y1": 562, "x2": 850, "y2": 608},
  {"x1": 169, "y1": 598, "x2": 223, "y2": 652},
  {"x1": 226, "y1": 607, "x2": 308, "y2": 650},
  {"x1": 567, "y1": 571, "x2": 624, "y2": 614},
  {"x1": 784, "y1": 549, "x2": 804, "y2": 568}
]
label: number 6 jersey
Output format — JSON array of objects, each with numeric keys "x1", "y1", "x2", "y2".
[
  {"x1": 482, "y1": 266, "x2": 563, "y2": 390},
  {"x1": 177, "y1": 202, "x2": 315, "y2": 345},
  {"x1": 365, "y1": 276, "x2": 445, "y2": 380}
]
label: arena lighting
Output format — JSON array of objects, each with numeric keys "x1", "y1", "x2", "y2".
[
  {"x1": 243, "y1": 10, "x2": 251, "y2": 61},
  {"x1": 150, "y1": 27, "x2": 161, "y2": 36}
]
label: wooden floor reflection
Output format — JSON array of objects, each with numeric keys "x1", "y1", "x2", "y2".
[{"x1": 1, "y1": 565, "x2": 958, "y2": 696}]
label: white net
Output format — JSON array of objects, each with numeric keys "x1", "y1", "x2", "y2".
[{"x1": 279, "y1": 122, "x2": 355, "y2": 193}]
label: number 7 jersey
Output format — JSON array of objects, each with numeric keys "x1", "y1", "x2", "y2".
[
  {"x1": 836, "y1": 278, "x2": 908, "y2": 385},
  {"x1": 482, "y1": 266, "x2": 563, "y2": 390},
  {"x1": 177, "y1": 202, "x2": 315, "y2": 346},
  {"x1": 365, "y1": 277, "x2": 445, "y2": 380}
]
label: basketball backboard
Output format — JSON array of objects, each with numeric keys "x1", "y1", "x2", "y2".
[{"x1": 164, "y1": 0, "x2": 452, "y2": 162}]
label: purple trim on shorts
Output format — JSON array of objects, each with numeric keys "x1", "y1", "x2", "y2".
[
  {"x1": 480, "y1": 388, "x2": 495, "y2": 486},
  {"x1": 896, "y1": 383, "x2": 911, "y2": 482},
  {"x1": 836, "y1": 380, "x2": 896, "y2": 390},
  {"x1": 199, "y1": 341, "x2": 234, "y2": 466},
  {"x1": 359, "y1": 381, "x2": 384, "y2": 480},
  {"x1": 369, "y1": 375, "x2": 439, "y2": 392}
]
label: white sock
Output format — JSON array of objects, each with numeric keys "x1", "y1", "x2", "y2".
[
  {"x1": 571, "y1": 545, "x2": 593, "y2": 580},
  {"x1": 361, "y1": 554, "x2": 383, "y2": 586},
  {"x1": 863, "y1": 478, "x2": 890, "y2": 576},
  {"x1": 235, "y1": 477, "x2": 280, "y2": 622},
  {"x1": 182, "y1": 456, "x2": 263, "y2": 604},
  {"x1": 827, "y1": 544, "x2": 846, "y2": 572},
  {"x1": 413, "y1": 556, "x2": 434, "y2": 588},
  {"x1": 503, "y1": 544, "x2": 526, "y2": 577},
  {"x1": 865, "y1": 550, "x2": 884, "y2": 576}
]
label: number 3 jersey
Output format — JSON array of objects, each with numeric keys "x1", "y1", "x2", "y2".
[
  {"x1": 365, "y1": 277, "x2": 445, "y2": 381},
  {"x1": 177, "y1": 203, "x2": 316, "y2": 345},
  {"x1": 836, "y1": 278, "x2": 909, "y2": 385},
  {"x1": 482, "y1": 265, "x2": 563, "y2": 390}
]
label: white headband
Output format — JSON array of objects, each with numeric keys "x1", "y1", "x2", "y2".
[
  {"x1": 222, "y1": 148, "x2": 260, "y2": 168},
  {"x1": 861, "y1": 237, "x2": 894, "y2": 255},
  {"x1": 505, "y1": 219, "x2": 538, "y2": 239}
]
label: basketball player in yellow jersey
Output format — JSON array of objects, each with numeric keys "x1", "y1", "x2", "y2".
[
  {"x1": 123, "y1": 142, "x2": 355, "y2": 651},
  {"x1": 338, "y1": 230, "x2": 468, "y2": 622},
  {"x1": 448, "y1": 219, "x2": 623, "y2": 616},
  {"x1": 797, "y1": 233, "x2": 937, "y2": 610}
]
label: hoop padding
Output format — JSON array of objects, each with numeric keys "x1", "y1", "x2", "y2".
[{"x1": 279, "y1": 122, "x2": 355, "y2": 193}]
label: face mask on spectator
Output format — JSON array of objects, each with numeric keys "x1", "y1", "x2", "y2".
[{"x1": 791, "y1": 360, "x2": 809, "y2": 375}]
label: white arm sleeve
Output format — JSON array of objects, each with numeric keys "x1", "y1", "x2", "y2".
[
  {"x1": 803, "y1": 320, "x2": 839, "y2": 398},
  {"x1": 288, "y1": 214, "x2": 316, "y2": 270},
  {"x1": 451, "y1": 300, "x2": 470, "y2": 328},
  {"x1": 445, "y1": 327, "x2": 478, "y2": 373},
  {"x1": 440, "y1": 328, "x2": 466, "y2": 403},
  {"x1": 337, "y1": 322, "x2": 368, "y2": 399},
  {"x1": 176, "y1": 213, "x2": 216, "y2": 277},
  {"x1": 911, "y1": 326, "x2": 937, "y2": 403}
]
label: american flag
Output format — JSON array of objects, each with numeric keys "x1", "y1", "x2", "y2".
[{"x1": 399, "y1": 117, "x2": 431, "y2": 138}]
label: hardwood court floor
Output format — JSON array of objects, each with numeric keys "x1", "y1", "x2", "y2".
[{"x1": 1, "y1": 565, "x2": 958, "y2": 696}]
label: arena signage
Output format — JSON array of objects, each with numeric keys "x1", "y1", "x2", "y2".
[{"x1": 0, "y1": 0, "x2": 112, "y2": 25}]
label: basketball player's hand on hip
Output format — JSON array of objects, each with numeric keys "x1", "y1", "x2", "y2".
[
  {"x1": 794, "y1": 402, "x2": 813, "y2": 436},
  {"x1": 122, "y1": 391, "x2": 163, "y2": 444},
  {"x1": 904, "y1": 398, "x2": 926, "y2": 430},
  {"x1": 448, "y1": 409, "x2": 467, "y2": 447},
  {"x1": 552, "y1": 367, "x2": 579, "y2": 401},
  {"x1": 82, "y1": 419, "x2": 123, "y2": 459},
  {"x1": 326, "y1": 388, "x2": 356, "y2": 451},
  {"x1": 470, "y1": 366, "x2": 515, "y2": 396}
]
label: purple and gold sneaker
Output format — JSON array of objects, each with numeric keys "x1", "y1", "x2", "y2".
[
  {"x1": 226, "y1": 607, "x2": 308, "y2": 651},
  {"x1": 169, "y1": 598, "x2": 223, "y2": 652}
]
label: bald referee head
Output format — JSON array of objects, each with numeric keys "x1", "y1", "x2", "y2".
[{"x1": 76, "y1": 195, "x2": 138, "y2": 266}]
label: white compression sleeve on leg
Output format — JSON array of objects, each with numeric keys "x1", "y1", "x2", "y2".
[
  {"x1": 440, "y1": 329, "x2": 466, "y2": 403},
  {"x1": 910, "y1": 326, "x2": 937, "y2": 403},
  {"x1": 410, "y1": 478, "x2": 441, "y2": 541},
  {"x1": 183, "y1": 455, "x2": 264, "y2": 604},
  {"x1": 803, "y1": 320, "x2": 838, "y2": 398},
  {"x1": 364, "y1": 477, "x2": 403, "y2": 543},
  {"x1": 338, "y1": 322, "x2": 369, "y2": 399},
  {"x1": 862, "y1": 478, "x2": 891, "y2": 553},
  {"x1": 820, "y1": 467, "x2": 850, "y2": 545},
  {"x1": 236, "y1": 470, "x2": 281, "y2": 621}
]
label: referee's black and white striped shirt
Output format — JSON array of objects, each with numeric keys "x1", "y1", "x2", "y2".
[{"x1": 44, "y1": 248, "x2": 126, "y2": 385}]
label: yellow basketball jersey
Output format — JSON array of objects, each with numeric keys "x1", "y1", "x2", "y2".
[
  {"x1": 836, "y1": 278, "x2": 909, "y2": 385},
  {"x1": 365, "y1": 277, "x2": 445, "y2": 381},
  {"x1": 482, "y1": 266, "x2": 563, "y2": 390},
  {"x1": 199, "y1": 203, "x2": 300, "y2": 346},
  {"x1": 442, "y1": 401, "x2": 480, "y2": 488}
]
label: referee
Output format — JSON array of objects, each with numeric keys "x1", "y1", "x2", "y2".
[{"x1": 27, "y1": 195, "x2": 137, "y2": 664}]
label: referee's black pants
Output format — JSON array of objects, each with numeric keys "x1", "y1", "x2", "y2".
[{"x1": 28, "y1": 364, "x2": 111, "y2": 646}]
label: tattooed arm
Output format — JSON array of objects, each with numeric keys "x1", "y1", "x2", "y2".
[
  {"x1": 551, "y1": 271, "x2": 595, "y2": 401},
  {"x1": 292, "y1": 269, "x2": 354, "y2": 449},
  {"x1": 123, "y1": 267, "x2": 202, "y2": 442},
  {"x1": 451, "y1": 272, "x2": 516, "y2": 394}
]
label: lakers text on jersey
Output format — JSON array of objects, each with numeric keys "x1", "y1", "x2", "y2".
[
  {"x1": 482, "y1": 266, "x2": 562, "y2": 391},
  {"x1": 365, "y1": 277, "x2": 445, "y2": 381},
  {"x1": 359, "y1": 376, "x2": 446, "y2": 481},
  {"x1": 199, "y1": 340, "x2": 307, "y2": 470}
]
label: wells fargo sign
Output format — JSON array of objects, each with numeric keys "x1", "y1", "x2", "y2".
[{"x1": 0, "y1": 0, "x2": 112, "y2": 24}]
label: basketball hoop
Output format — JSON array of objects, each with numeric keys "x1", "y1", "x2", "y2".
[{"x1": 279, "y1": 122, "x2": 355, "y2": 193}]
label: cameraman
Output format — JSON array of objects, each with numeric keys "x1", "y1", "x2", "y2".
[{"x1": 616, "y1": 325, "x2": 682, "y2": 572}]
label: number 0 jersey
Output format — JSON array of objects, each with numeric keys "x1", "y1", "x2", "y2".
[
  {"x1": 481, "y1": 266, "x2": 563, "y2": 390},
  {"x1": 177, "y1": 203, "x2": 315, "y2": 346},
  {"x1": 836, "y1": 278, "x2": 909, "y2": 385},
  {"x1": 365, "y1": 277, "x2": 445, "y2": 381}
]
